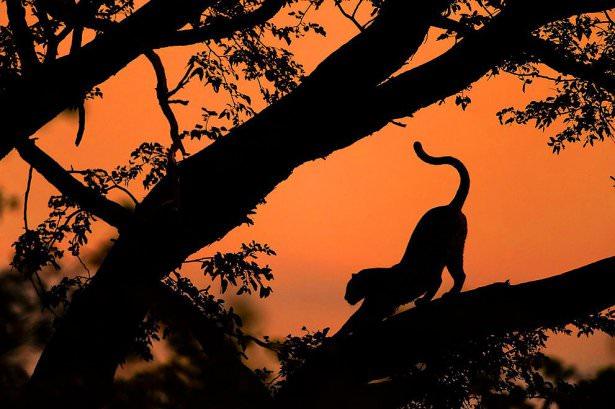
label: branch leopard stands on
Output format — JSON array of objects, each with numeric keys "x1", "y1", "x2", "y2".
[{"x1": 337, "y1": 141, "x2": 469, "y2": 337}]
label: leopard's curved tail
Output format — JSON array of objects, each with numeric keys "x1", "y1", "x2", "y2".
[{"x1": 413, "y1": 141, "x2": 470, "y2": 209}]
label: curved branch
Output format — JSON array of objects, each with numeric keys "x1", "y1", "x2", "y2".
[{"x1": 144, "y1": 50, "x2": 186, "y2": 156}]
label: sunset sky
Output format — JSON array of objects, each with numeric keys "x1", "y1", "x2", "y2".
[{"x1": 0, "y1": 2, "x2": 613, "y2": 374}]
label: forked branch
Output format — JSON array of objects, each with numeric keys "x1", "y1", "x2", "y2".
[{"x1": 144, "y1": 50, "x2": 187, "y2": 156}]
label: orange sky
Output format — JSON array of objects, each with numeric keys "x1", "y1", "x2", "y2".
[{"x1": 0, "y1": 2, "x2": 614, "y2": 374}]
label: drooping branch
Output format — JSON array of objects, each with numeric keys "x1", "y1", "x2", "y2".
[
  {"x1": 14, "y1": 139, "x2": 132, "y2": 228},
  {"x1": 275, "y1": 257, "x2": 615, "y2": 409}
]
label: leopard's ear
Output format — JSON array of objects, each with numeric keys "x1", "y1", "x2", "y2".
[{"x1": 352, "y1": 273, "x2": 358, "y2": 277}]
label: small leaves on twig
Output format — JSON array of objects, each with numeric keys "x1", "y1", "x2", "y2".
[{"x1": 189, "y1": 241, "x2": 276, "y2": 298}]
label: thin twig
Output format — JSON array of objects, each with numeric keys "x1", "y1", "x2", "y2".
[
  {"x1": 168, "y1": 60, "x2": 196, "y2": 97},
  {"x1": 23, "y1": 165, "x2": 34, "y2": 231},
  {"x1": 334, "y1": 0, "x2": 365, "y2": 31}
]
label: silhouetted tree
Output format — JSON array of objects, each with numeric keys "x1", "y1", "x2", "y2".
[{"x1": 0, "y1": 1, "x2": 614, "y2": 408}]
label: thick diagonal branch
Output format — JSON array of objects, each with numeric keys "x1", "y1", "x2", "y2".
[
  {"x1": 275, "y1": 257, "x2": 615, "y2": 409},
  {"x1": 434, "y1": 16, "x2": 615, "y2": 94}
]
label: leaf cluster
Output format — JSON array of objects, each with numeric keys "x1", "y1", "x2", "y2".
[
  {"x1": 183, "y1": 1, "x2": 326, "y2": 141},
  {"x1": 74, "y1": 142, "x2": 169, "y2": 193},
  {"x1": 272, "y1": 326, "x2": 330, "y2": 382},
  {"x1": 12, "y1": 195, "x2": 93, "y2": 279},
  {"x1": 195, "y1": 241, "x2": 276, "y2": 298},
  {"x1": 497, "y1": 14, "x2": 615, "y2": 152},
  {"x1": 10, "y1": 142, "x2": 170, "y2": 311},
  {"x1": 389, "y1": 311, "x2": 615, "y2": 408}
]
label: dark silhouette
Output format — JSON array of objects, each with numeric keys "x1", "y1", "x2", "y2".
[
  {"x1": 337, "y1": 141, "x2": 469, "y2": 337},
  {"x1": 0, "y1": 1, "x2": 613, "y2": 409}
]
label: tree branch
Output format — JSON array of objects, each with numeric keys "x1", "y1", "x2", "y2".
[
  {"x1": 0, "y1": 0, "x2": 295, "y2": 160},
  {"x1": 433, "y1": 15, "x2": 615, "y2": 94},
  {"x1": 275, "y1": 257, "x2": 615, "y2": 409},
  {"x1": 144, "y1": 50, "x2": 187, "y2": 156},
  {"x1": 525, "y1": 36, "x2": 615, "y2": 94},
  {"x1": 14, "y1": 139, "x2": 132, "y2": 229},
  {"x1": 155, "y1": 0, "x2": 288, "y2": 48},
  {"x1": 32, "y1": 0, "x2": 61, "y2": 62},
  {"x1": 376, "y1": 0, "x2": 615, "y2": 120},
  {"x1": 6, "y1": 0, "x2": 39, "y2": 73},
  {"x1": 0, "y1": 0, "x2": 218, "y2": 159},
  {"x1": 334, "y1": 0, "x2": 366, "y2": 32}
]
